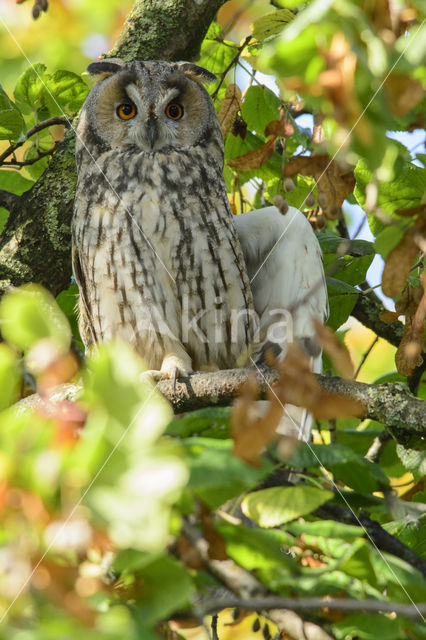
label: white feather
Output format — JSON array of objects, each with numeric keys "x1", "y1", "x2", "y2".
[{"x1": 234, "y1": 206, "x2": 329, "y2": 440}]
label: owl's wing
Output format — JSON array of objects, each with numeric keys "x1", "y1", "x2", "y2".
[
  {"x1": 233, "y1": 205, "x2": 329, "y2": 440},
  {"x1": 72, "y1": 245, "x2": 97, "y2": 349}
]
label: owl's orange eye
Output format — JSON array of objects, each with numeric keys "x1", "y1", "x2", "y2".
[
  {"x1": 165, "y1": 103, "x2": 184, "y2": 120},
  {"x1": 117, "y1": 103, "x2": 137, "y2": 120}
]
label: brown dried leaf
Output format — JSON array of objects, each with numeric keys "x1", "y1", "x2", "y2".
[
  {"x1": 395, "y1": 280, "x2": 425, "y2": 376},
  {"x1": 283, "y1": 155, "x2": 355, "y2": 212},
  {"x1": 218, "y1": 83, "x2": 242, "y2": 139},
  {"x1": 381, "y1": 216, "x2": 426, "y2": 298},
  {"x1": 232, "y1": 375, "x2": 283, "y2": 466},
  {"x1": 176, "y1": 535, "x2": 205, "y2": 570},
  {"x1": 200, "y1": 503, "x2": 228, "y2": 560},
  {"x1": 379, "y1": 310, "x2": 400, "y2": 324},
  {"x1": 264, "y1": 119, "x2": 294, "y2": 138},
  {"x1": 394, "y1": 204, "x2": 426, "y2": 218},
  {"x1": 273, "y1": 345, "x2": 364, "y2": 420},
  {"x1": 384, "y1": 74, "x2": 424, "y2": 117},
  {"x1": 227, "y1": 138, "x2": 275, "y2": 171},
  {"x1": 314, "y1": 320, "x2": 354, "y2": 379}
]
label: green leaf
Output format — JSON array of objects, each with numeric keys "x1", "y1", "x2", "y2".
[
  {"x1": 44, "y1": 69, "x2": 88, "y2": 115},
  {"x1": 0, "y1": 85, "x2": 25, "y2": 140},
  {"x1": 14, "y1": 64, "x2": 88, "y2": 119},
  {"x1": 287, "y1": 443, "x2": 390, "y2": 493},
  {"x1": 217, "y1": 521, "x2": 296, "y2": 570},
  {"x1": 89, "y1": 448, "x2": 188, "y2": 552},
  {"x1": 184, "y1": 438, "x2": 272, "y2": 509},
  {"x1": 328, "y1": 254, "x2": 374, "y2": 286},
  {"x1": 287, "y1": 519, "x2": 363, "y2": 542},
  {"x1": 0, "y1": 344, "x2": 20, "y2": 411},
  {"x1": 0, "y1": 169, "x2": 34, "y2": 194},
  {"x1": 318, "y1": 233, "x2": 375, "y2": 256},
  {"x1": 242, "y1": 486, "x2": 333, "y2": 527},
  {"x1": 166, "y1": 406, "x2": 230, "y2": 438},
  {"x1": 131, "y1": 556, "x2": 192, "y2": 627},
  {"x1": 355, "y1": 158, "x2": 426, "y2": 219},
  {"x1": 199, "y1": 23, "x2": 237, "y2": 74},
  {"x1": 83, "y1": 340, "x2": 172, "y2": 436},
  {"x1": 0, "y1": 167, "x2": 34, "y2": 234},
  {"x1": 261, "y1": 22, "x2": 330, "y2": 80},
  {"x1": 284, "y1": 174, "x2": 316, "y2": 211},
  {"x1": 333, "y1": 611, "x2": 407, "y2": 640},
  {"x1": 327, "y1": 292, "x2": 358, "y2": 330},
  {"x1": 241, "y1": 85, "x2": 282, "y2": 137},
  {"x1": 112, "y1": 549, "x2": 157, "y2": 574},
  {"x1": 374, "y1": 225, "x2": 405, "y2": 259},
  {"x1": 251, "y1": 9, "x2": 294, "y2": 42},
  {"x1": 396, "y1": 443, "x2": 426, "y2": 478},
  {"x1": 0, "y1": 284, "x2": 71, "y2": 352},
  {"x1": 270, "y1": 0, "x2": 306, "y2": 7},
  {"x1": 23, "y1": 139, "x2": 52, "y2": 180},
  {"x1": 56, "y1": 283, "x2": 83, "y2": 351},
  {"x1": 326, "y1": 277, "x2": 360, "y2": 294},
  {"x1": 14, "y1": 63, "x2": 48, "y2": 114}
]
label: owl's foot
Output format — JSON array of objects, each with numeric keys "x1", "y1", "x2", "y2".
[{"x1": 144, "y1": 354, "x2": 192, "y2": 390}]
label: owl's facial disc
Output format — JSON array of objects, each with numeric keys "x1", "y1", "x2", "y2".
[
  {"x1": 87, "y1": 61, "x2": 218, "y2": 154},
  {"x1": 119, "y1": 77, "x2": 208, "y2": 153}
]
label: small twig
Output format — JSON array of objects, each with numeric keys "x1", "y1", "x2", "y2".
[
  {"x1": 354, "y1": 335, "x2": 379, "y2": 379},
  {"x1": 336, "y1": 214, "x2": 350, "y2": 239},
  {"x1": 211, "y1": 613, "x2": 219, "y2": 640},
  {"x1": 0, "y1": 116, "x2": 67, "y2": 165},
  {"x1": 211, "y1": 36, "x2": 252, "y2": 100},
  {"x1": 318, "y1": 502, "x2": 426, "y2": 578},
  {"x1": 312, "y1": 113, "x2": 324, "y2": 144},
  {"x1": 2, "y1": 142, "x2": 60, "y2": 167},
  {"x1": 365, "y1": 430, "x2": 392, "y2": 463},
  {"x1": 328, "y1": 419, "x2": 337, "y2": 444},
  {"x1": 196, "y1": 595, "x2": 426, "y2": 621},
  {"x1": 181, "y1": 520, "x2": 336, "y2": 640},
  {"x1": 351, "y1": 213, "x2": 367, "y2": 239}
]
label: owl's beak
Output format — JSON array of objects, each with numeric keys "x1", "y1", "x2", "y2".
[{"x1": 147, "y1": 114, "x2": 158, "y2": 150}]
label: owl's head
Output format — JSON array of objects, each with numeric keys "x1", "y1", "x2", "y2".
[{"x1": 77, "y1": 59, "x2": 220, "y2": 155}]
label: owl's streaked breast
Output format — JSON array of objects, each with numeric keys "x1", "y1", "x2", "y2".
[{"x1": 73, "y1": 141, "x2": 255, "y2": 370}]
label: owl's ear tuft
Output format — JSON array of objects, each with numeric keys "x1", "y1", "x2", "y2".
[
  {"x1": 87, "y1": 58, "x2": 125, "y2": 81},
  {"x1": 177, "y1": 62, "x2": 216, "y2": 85}
]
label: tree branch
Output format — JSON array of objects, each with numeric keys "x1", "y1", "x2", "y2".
[
  {"x1": 352, "y1": 293, "x2": 404, "y2": 347},
  {"x1": 0, "y1": 189, "x2": 21, "y2": 212},
  {"x1": 317, "y1": 503, "x2": 426, "y2": 579},
  {"x1": 351, "y1": 291, "x2": 426, "y2": 394},
  {"x1": 0, "y1": 116, "x2": 67, "y2": 165},
  {"x1": 2, "y1": 142, "x2": 60, "y2": 167},
  {"x1": 23, "y1": 367, "x2": 425, "y2": 443},
  {"x1": 157, "y1": 368, "x2": 425, "y2": 443},
  {"x1": 182, "y1": 520, "x2": 337, "y2": 640},
  {"x1": 196, "y1": 595, "x2": 426, "y2": 621}
]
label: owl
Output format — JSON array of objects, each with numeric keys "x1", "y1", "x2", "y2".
[{"x1": 72, "y1": 59, "x2": 328, "y2": 440}]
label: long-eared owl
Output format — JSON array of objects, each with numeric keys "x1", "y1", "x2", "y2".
[{"x1": 72, "y1": 58, "x2": 328, "y2": 439}]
